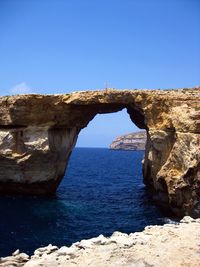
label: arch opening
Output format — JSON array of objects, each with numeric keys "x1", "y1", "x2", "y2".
[{"x1": 56, "y1": 110, "x2": 167, "y2": 248}]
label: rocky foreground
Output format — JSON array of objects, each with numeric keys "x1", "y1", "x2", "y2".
[{"x1": 1, "y1": 216, "x2": 200, "y2": 267}]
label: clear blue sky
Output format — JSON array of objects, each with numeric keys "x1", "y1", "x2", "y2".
[{"x1": 0, "y1": 0, "x2": 199, "y2": 147}]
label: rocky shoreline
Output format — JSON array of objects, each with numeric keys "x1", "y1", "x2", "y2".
[{"x1": 1, "y1": 216, "x2": 199, "y2": 267}]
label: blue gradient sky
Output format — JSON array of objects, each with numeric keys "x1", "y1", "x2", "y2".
[{"x1": 0, "y1": 0, "x2": 199, "y2": 147}]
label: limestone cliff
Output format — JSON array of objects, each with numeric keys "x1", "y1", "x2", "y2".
[
  {"x1": 0, "y1": 87, "x2": 199, "y2": 217},
  {"x1": 109, "y1": 131, "x2": 146, "y2": 150}
]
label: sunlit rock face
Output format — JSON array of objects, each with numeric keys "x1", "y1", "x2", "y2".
[
  {"x1": 0, "y1": 126, "x2": 79, "y2": 194},
  {"x1": 0, "y1": 87, "x2": 199, "y2": 217}
]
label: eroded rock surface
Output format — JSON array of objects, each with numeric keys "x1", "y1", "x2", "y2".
[
  {"x1": 0, "y1": 87, "x2": 199, "y2": 216},
  {"x1": 1, "y1": 216, "x2": 200, "y2": 267}
]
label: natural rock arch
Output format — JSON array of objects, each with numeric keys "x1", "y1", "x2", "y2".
[{"x1": 0, "y1": 88, "x2": 199, "y2": 217}]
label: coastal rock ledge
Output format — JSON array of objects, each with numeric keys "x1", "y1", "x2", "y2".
[
  {"x1": 1, "y1": 216, "x2": 200, "y2": 267},
  {"x1": 0, "y1": 87, "x2": 199, "y2": 217}
]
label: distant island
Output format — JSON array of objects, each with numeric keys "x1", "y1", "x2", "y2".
[{"x1": 109, "y1": 131, "x2": 147, "y2": 151}]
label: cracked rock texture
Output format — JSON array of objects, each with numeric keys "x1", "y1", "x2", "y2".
[
  {"x1": 0, "y1": 216, "x2": 200, "y2": 267},
  {"x1": 0, "y1": 87, "x2": 199, "y2": 216}
]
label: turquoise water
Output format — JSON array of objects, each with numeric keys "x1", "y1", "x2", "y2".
[{"x1": 0, "y1": 148, "x2": 170, "y2": 256}]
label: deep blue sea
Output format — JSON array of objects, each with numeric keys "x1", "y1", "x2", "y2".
[{"x1": 0, "y1": 148, "x2": 171, "y2": 256}]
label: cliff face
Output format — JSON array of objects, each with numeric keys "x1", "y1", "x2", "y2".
[
  {"x1": 109, "y1": 131, "x2": 146, "y2": 150},
  {"x1": 0, "y1": 87, "x2": 199, "y2": 217}
]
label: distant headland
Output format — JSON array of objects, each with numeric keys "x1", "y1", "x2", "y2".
[{"x1": 109, "y1": 131, "x2": 146, "y2": 150}]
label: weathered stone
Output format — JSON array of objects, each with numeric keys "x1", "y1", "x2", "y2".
[
  {"x1": 34, "y1": 244, "x2": 58, "y2": 256},
  {"x1": 12, "y1": 249, "x2": 20, "y2": 256},
  {"x1": 56, "y1": 246, "x2": 78, "y2": 257},
  {"x1": 0, "y1": 253, "x2": 29, "y2": 267},
  {"x1": 0, "y1": 87, "x2": 199, "y2": 217},
  {"x1": 180, "y1": 216, "x2": 197, "y2": 223}
]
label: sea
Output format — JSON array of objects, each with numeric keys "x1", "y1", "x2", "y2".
[{"x1": 0, "y1": 148, "x2": 172, "y2": 256}]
